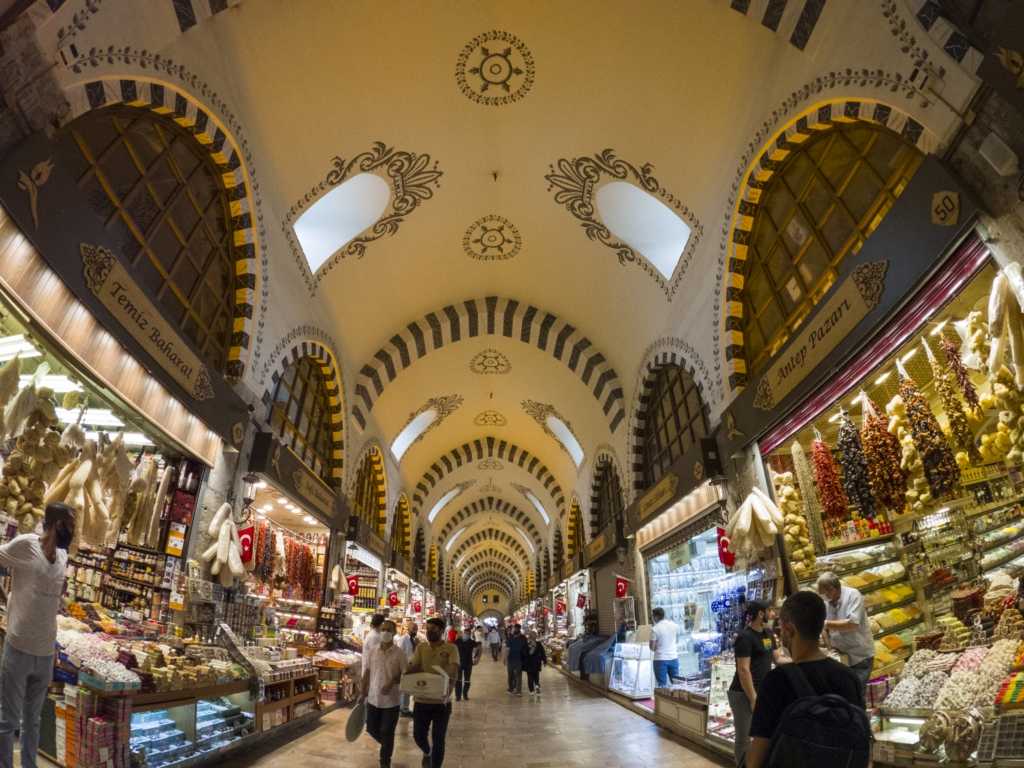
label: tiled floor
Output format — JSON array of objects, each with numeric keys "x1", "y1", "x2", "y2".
[{"x1": 222, "y1": 657, "x2": 726, "y2": 768}]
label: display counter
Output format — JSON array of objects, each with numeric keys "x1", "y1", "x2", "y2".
[{"x1": 608, "y1": 641, "x2": 654, "y2": 700}]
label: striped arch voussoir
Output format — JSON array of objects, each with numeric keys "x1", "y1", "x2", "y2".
[
  {"x1": 722, "y1": 99, "x2": 939, "y2": 394},
  {"x1": 352, "y1": 297, "x2": 625, "y2": 434},
  {"x1": 412, "y1": 437, "x2": 564, "y2": 521},
  {"x1": 459, "y1": 550, "x2": 524, "y2": 581},
  {"x1": 64, "y1": 76, "x2": 257, "y2": 378},
  {"x1": 259, "y1": 340, "x2": 345, "y2": 486},
  {"x1": 392, "y1": 495, "x2": 412, "y2": 557},
  {"x1": 565, "y1": 496, "x2": 583, "y2": 558},
  {"x1": 589, "y1": 449, "x2": 623, "y2": 538},
  {"x1": 451, "y1": 529, "x2": 530, "y2": 570},
  {"x1": 434, "y1": 496, "x2": 543, "y2": 550}
]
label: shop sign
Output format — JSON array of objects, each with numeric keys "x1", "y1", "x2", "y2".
[
  {"x1": 248, "y1": 432, "x2": 347, "y2": 528},
  {"x1": 291, "y1": 469, "x2": 335, "y2": 520},
  {"x1": 635, "y1": 473, "x2": 679, "y2": 525},
  {"x1": 753, "y1": 262, "x2": 887, "y2": 411},
  {"x1": 81, "y1": 244, "x2": 214, "y2": 401},
  {"x1": 667, "y1": 542, "x2": 692, "y2": 570},
  {"x1": 584, "y1": 522, "x2": 618, "y2": 566}
]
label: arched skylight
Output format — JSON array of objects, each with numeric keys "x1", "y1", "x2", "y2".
[
  {"x1": 522, "y1": 489, "x2": 551, "y2": 525},
  {"x1": 391, "y1": 407, "x2": 438, "y2": 462},
  {"x1": 446, "y1": 526, "x2": 467, "y2": 552},
  {"x1": 518, "y1": 529, "x2": 536, "y2": 554},
  {"x1": 545, "y1": 415, "x2": 584, "y2": 467},
  {"x1": 428, "y1": 487, "x2": 463, "y2": 523},
  {"x1": 595, "y1": 181, "x2": 691, "y2": 281},
  {"x1": 293, "y1": 173, "x2": 390, "y2": 272}
]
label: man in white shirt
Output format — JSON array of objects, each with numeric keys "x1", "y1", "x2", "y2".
[
  {"x1": 486, "y1": 626, "x2": 501, "y2": 662},
  {"x1": 649, "y1": 607, "x2": 680, "y2": 687},
  {"x1": 361, "y1": 620, "x2": 406, "y2": 768},
  {"x1": 0, "y1": 503, "x2": 75, "y2": 768},
  {"x1": 817, "y1": 571, "x2": 875, "y2": 695},
  {"x1": 397, "y1": 621, "x2": 419, "y2": 716},
  {"x1": 472, "y1": 625, "x2": 485, "y2": 644},
  {"x1": 364, "y1": 613, "x2": 385, "y2": 658}
]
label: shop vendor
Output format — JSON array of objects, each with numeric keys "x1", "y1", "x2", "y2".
[{"x1": 816, "y1": 571, "x2": 875, "y2": 694}]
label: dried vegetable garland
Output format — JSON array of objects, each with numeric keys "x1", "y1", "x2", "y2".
[
  {"x1": 811, "y1": 436, "x2": 849, "y2": 531},
  {"x1": 284, "y1": 538, "x2": 317, "y2": 601},
  {"x1": 898, "y1": 371, "x2": 960, "y2": 499},
  {"x1": 926, "y1": 340, "x2": 981, "y2": 464},
  {"x1": 860, "y1": 395, "x2": 906, "y2": 513},
  {"x1": 940, "y1": 335, "x2": 980, "y2": 415},
  {"x1": 252, "y1": 521, "x2": 276, "y2": 582},
  {"x1": 791, "y1": 441, "x2": 826, "y2": 553},
  {"x1": 836, "y1": 410, "x2": 877, "y2": 519}
]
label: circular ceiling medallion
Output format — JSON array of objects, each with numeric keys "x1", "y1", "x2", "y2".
[
  {"x1": 455, "y1": 30, "x2": 535, "y2": 106},
  {"x1": 463, "y1": 215, "x2": 522, "y2": 261},
  {"x1": 470, "y1": 349, "x2": 511, "y2": 375},
  {"x1": 478, "y1": 458, "x2": 504, "y2": 471},
  {"x1": 474, "y1": 410, "x2": 508, "y2": 427}
]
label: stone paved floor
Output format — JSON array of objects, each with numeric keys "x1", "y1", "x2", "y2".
[{"x1": 221, "y1": 656, "x2": 726, "y2": 768}]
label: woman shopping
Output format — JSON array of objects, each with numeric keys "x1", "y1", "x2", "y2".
[{"x1": 522, "y1": 631, "x2": 547, "y2": 696}]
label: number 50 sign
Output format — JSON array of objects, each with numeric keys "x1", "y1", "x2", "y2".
[{"x1": 931, "y1": 191, "x2": 961, "y2": 226}]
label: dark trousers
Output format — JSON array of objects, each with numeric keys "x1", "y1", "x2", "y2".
[
  {"x1": 455, "y1": 664, "x2": 473, "y2": 700},
  {"x1": 365, "y1": 703, "x2": 400, "y2": 764},
  {"x1": 526, "y1": 667, "x2": 541, "y2": 692},
  {"x1": 490, "y1": 643, "x2": 500, "y2": 661},
  {"x1": 413, "y1": 702, "x2": 451, "y2": 768},
  {"x1": 507, "y1": 661, "x2": 522, "y2": 692}
]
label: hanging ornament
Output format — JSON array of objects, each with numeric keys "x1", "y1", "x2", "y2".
[
  {"x1": 812, "y1": 434, "x2": 849, "y2": 523},
  {"x1": 898, "y1": 364, "x2": 961, "y2": 499},
  {"x1": 836, "y1": 409, "x2": 877, "y2": 519},
  {"x1": 940, "y1": 335, "x2": 981, "y2": 414},
  {"x1": 859, "y1": 393, "x2": 907, "y2": 513},
  {"x1": 925, "y1": 339, "x2": 982, "y2": 465}
]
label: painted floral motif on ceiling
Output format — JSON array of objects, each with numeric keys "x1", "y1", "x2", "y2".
[
  {"x1": 470, "y1": 348, "x2": 511, "y2": 375},
  {"x1": 473, "y1": 410, "x2": 508, "y2": 427},
  {"x1": 283, "y1": 142, "x2": 443, "y2": 292},
  {"x1": 478, "y1": 458, "x2": 504, "y2": 471},
  {"x1": 463, "y1": 215, "x2": 522, "y2": 261},
  {"x1": 545, "y1": 149, "x2": 703, "y2": 299},
  {"x1": 401, "y1": 393, "x2": 464, "y2": 449},
  {"x1": 521, "y1": 399, "x2": 582, "y2": 464},
  {"x1": 456, "y1": 30, "x2": 535, "y2": 106}
]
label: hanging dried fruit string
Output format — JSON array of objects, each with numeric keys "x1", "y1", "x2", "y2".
[
  {"x1": 836, "y1": 408, "x2": 877, "y2": 519},
  {"x1": 859, "y1": 393, "x2": 907, "y2": 513},
  {"x1": 791, "y1": 440, "x2": 827, "y2": 553},
  {"x1": 812, "y1": 431, "x2": 849, "y2": 532},
  {"x1": 925, "y1": 338, "x2": 982, "y2": 464},
  {"x1": 940, "y1": 335, "x2": 981, "y2": 415},
  {"x1": 897, "y1": 360, "x2": 961, "y2": 499}
]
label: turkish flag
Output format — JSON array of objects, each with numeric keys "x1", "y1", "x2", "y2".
[
  {"x1": 555, "y1": 601, "x2": 566, "y2": 615},
  {"x1": 717, "y1": 527, "x2": 736, "y2": 568},
  {"x1": 413, "y1": 600, "x2": 422, "y2": 613},
  {"x1": 347, "y1": 575, "x2": 360, "y2": 596},
  {"x1": 388, "y1": 591, "x2": 399, "y2": 607},
  {"x1": 238, "y1": 526, "x2": 255, "y2": 563},
  {"x1": 576, "y1": 593, "x2": 586, "y2": 609},
  {"x1": 615, "y1": 576, "x2": 629, "y2": 598}
]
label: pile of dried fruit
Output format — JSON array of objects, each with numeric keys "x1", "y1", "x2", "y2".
[{"x1": 898, "y1": 373, "x2": 960, "y2": 499}]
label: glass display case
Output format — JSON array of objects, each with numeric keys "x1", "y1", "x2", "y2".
[
  {"x1": 608, "y1": 640, "x2": 654, "y2": 700},
  {"x1": 130, "y1": 694, "x2": 255, "y2": 768},
  {"x1": 705, "y1": 658, "x2": 737, "y2": 747}
]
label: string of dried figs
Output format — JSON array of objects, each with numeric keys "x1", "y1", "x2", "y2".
[{"x1": 836, "y1": 410, "x2": 876, "y2": 518}]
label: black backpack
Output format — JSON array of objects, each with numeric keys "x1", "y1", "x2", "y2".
[{"x1": 765, "y1": 664, "x2": 872, "y2": 768}]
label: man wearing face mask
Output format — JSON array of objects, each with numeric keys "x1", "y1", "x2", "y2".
[
  {"x1": 361, "y1": 620, "x2": 406, "y2": 768},
  {"x1": 397, "y1": 621, "x2": 419, "y2": 717},
  {"x1": 0, "y1": 503, "x2": 75, "y2": 768},
  {"x1": 407, "y1": 617, "x2": 459, "y2": 768},
  {"x1": 453, "y1": 627, "x2": 481, "y2": 701}
]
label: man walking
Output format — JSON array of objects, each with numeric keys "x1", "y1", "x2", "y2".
[
  {"x1": 453, "y1": 627, "x2": 481, "y2": 701},
  {"x1": 505, "y1": 624, "x2": 527, "y2": 695},
  {"x1": 361, "y1": 620, "x2": 406, "y2": 768},
  {"x1": 364, "y1": 613, "x2": 385, "y2": 658},
  {"x1": 649, "y1": 607, "x2": 680, "y2": 687},
  {"x1": 0, "y1": 503, "x2": 75, "y2": 768},
  {"x1": 817, "y1": 571, "x2": 875, "y2": 695},
  {"x1": 408, "y1": 617, "x2": 459, "y2": 768},
  {"x1": 397, "y1": 621, "x2": 419, "y2": 717},
  {"x1": 487, "y1": 625, "x2": 501, "y2": 661}
]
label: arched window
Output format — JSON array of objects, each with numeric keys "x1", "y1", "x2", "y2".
[
  {"x1": 591, "y1": 458, "x2": 624, "y2": 537},
  {"x1": 269, "y1": 356, "x2": 336, "y2": 487},
  {"x1": 66, "y1": 107, "x2": 239, "y2": 371},
  {"x1": 352, "y1": 448, "x2": 386, "y2": 535},
  {"x1": 641, "y1": 365, "x2": 709, "y2": 489},
  {"x1": 567, "y1": 499, "x2": 584, "y2": 560},
  {"x1": 742, "y1": 122, "x2": 924, "y2": 374}
]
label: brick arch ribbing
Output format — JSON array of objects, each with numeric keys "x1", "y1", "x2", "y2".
[
  {"x1": 451, "y1": 529, "x2": 530, "y2": 570},
  {"x1": 470, "y1": 576, "x2": 515, "y2": 598},
  {"x1": 465, "y1": 566, "x2": 518, "y2": 594},
  {"x1": 352, "y1": 297, "x2": 625, "y2": 433},
  {"x1": 350, "y1": 443, "x2": 387, "y2": 535},
  {"x1": 459, "y1": 549, "x2": 525, "y2": 580},
  {"x1": 434, "y1": 496, "x2": 543, "y2": 550}
]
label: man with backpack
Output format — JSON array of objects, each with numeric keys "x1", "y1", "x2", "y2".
[{"x1": 745, "y1": 591, "x2": 870, "y2": 768}]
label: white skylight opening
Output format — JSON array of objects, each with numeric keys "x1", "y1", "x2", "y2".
[
  {"x1": 595, "y1": 181, "x2": 691, "y2": 281},
  {"x1": 446, "y1": 526, "x2": 467, "y2": 552},
  {"x1": 518, "y1": 529, "x2": 536, "y2": 554},
  {"x1": 391, "y1": 407, "x2": 438, "y2": 462},
  {"x1": 523, "y1": 490, "x2": 550, "y2": 525},
  {"x1": 428, "y1": 487, "x2": 463, "y2": 523},
  {"x1": 293, "y1": 173, "x2": 390, "y2": 273},
  {"x1": 545, "y1": 415, "x2": 584, "y2": 467}
]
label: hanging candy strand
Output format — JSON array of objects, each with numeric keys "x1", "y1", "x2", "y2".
[
  {"x1": 836, "y1": 408, "x2": 877, "y2": 519},
  {"x1": 791, "y1": 440, "x2": 827, "y2": 554},
  {"x1": 925, "y1": 338, "x2": 982, "y2": 463},
  {"x1": 897, "y1": 360, "x2": 961, "y2": 499},
  {"x1": 811, "y1": 434, "x2": 849, "y2": 523},
  {"x1": 940, "y1": 335, "x2": 981, "y2": 415},
  {"x1": 860, "y1": 393, "x2": 907, "y2": 513}
]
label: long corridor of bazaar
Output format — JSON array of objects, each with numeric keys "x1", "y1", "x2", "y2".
[{"x1": 0, "y1": 0, "x2": 1023, "y2": 766}]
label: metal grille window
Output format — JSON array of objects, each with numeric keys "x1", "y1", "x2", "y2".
[
  {"x1": 67, "y1": 107, "x2": 237, "y2": 371},
  {"x1": 641, "y1": 365, "x2": 708, "y2": 489},
  {"x1": 352, "y1": 455, "x2": 378, "y2": 531},
  {"x1": 593, "y1": 461, "x2": 624, "y2": 535},
  {"x1": 269, "y1": 356, "x2": 334, "y2": 486},
  {"x1": 568, "y1": 500, "x2": 585, "y2": 559},
  {"x1": 742, "y1": 123, "x2": 923, "y2": 374},
  {"x1": 392, "y1": 500, "x2": 410, "y2": 558}
]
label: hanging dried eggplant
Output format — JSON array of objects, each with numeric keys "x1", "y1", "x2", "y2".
[
  {"x1": 898, "y1": 369, "x2": 961, "y2": 499},
  {"x1": 860, "y1": 394, "x2": 907, "y2": 513},
  {"x1": 812, "y1": 437, "x2": 849, "y2": 522},
  {"x1": 837, "y1": 410, "x2": 877, "y2": 518}
]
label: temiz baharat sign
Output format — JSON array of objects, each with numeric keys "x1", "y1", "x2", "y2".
[
  {"x1": 81, "y1": 243, "x2": 214, "y2": 401},
  {"x1": 752, "y1": 261, "x2": 888, "y2": 411}
]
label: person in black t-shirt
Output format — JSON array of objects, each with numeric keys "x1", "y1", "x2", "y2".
[
  {"x1": 453, "y1": 628, "x2": 481, "y2": 701},
  {"x1": 746, "y1": 591, "x2": 864, "y2": 768},
  {"x1": 728, "y1": 600, "x2": 787, "y2": 766}
]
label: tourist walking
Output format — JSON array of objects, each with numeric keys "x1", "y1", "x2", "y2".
[
  {"x1": 453, "y1": 627, "x2": 481, "y2": 701},
  {"x1": 487, "y1": 626, "x2": 501, "y2": 661},
  {"x1": 649, "y1": 607, "x2": 680, "y2": 687},
  {"x1": 360, "y1": 619, "x2": 406, "y2": 768},
  {"x1": 408, "y1": 617, "x2": 459, "y2": 768},
  {"x1": 364, "y1": 613, "x2": 385, "y2": 658},
  {"x1": 522, "y1": 631, "x2": 547, "y2": 696},
  {"x1": 505, "y1": 624, "x2": 526, "y2": 695}
]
